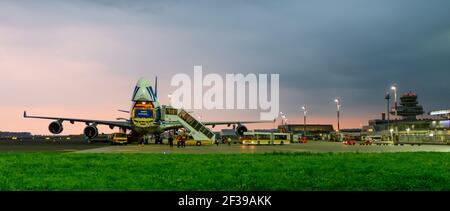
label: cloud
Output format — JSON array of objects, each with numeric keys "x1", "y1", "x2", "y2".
[{"x1": 1, "y1": 0, "x2": 450, "y2": 134}]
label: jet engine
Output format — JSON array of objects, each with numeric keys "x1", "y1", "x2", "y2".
[
  {"x1": 48, "y1": 121, "x2": 63, "y2": 134},
  {"x1": 235, "y1": 125, "x2": 248, "y2": 136},
  {"x1": 84, "y1": 125, "x2": 98, "y2": 139}
]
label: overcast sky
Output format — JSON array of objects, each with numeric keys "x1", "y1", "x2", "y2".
[{"x1": 1, "y1": 0, "x2": 449, "y2": 134}]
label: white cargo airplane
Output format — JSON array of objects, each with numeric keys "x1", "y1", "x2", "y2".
[{"x1": 24, "y1": 78, "x2": 272, "y2": 142}]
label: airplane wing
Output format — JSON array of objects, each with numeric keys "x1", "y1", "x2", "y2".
[{"x1": 23, "y1": 111, "x2": 132, "y2": 129}]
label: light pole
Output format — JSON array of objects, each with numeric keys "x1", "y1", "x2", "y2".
[
  {"x1": 301, "y1": 105, "x2": 307, "y2": 138},
  {"x1": 334, "y1": 98, "x2": 341, "y2": 132},
  {"x1": 391, "y1": 84, "x2": 399, "y2": 136},
  {"x1": 385, "y1": 92, "x2": 392, "y2": 141},
  {"x1": 390, "y1": 84, "x2": 398, "y2": 116},
  {"x1": 280, "y1": 112, "x2": 287, "y2": 126},
  {"x1": 280, "y1": 112, "x2": 283, "y2": 125},
  {"x1": 385, "y1": 92, "x2": 391, "y2": 130}
]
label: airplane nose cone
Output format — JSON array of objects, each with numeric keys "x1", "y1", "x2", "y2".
[
  {"x1": 132, "y1": 78, "x2": 156, "y2": 102},
  {"x1": 137, "y1": 77, "x2": 148, "y2": 86}
]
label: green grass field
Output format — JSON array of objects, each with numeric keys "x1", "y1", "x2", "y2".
[{"x1": 0, "y1": 152, "x2": 449, "y2": 191}]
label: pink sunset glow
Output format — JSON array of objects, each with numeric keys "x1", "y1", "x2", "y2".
[{"x1": 0, "y1": 1, "x2": 421, "y2": 135}]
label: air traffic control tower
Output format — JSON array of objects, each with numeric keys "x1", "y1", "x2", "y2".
[{"x1": 392, "y1": 92, "x2": 424, "y2": 120}]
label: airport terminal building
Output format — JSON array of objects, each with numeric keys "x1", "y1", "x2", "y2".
[
  {"x1": 362, "y1": 93, "x2": 450, "y2": 143},
  {"x1": 278, "y1": 124, "x2": 334, "y2": 140}
]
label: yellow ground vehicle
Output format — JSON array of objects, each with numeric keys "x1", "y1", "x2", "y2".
[
  {"x1": 273, "y1": 133, "x2": 291, "y2": 145},
  {"x1": 241, "y1": 132, "x2": 291, "y2": 145},
  {"x1": 110, "y1": 133, "x2": 128, "y2": 145},
  {"x1": 175, "y1": 133, "x2": 212, "y2": 146}
]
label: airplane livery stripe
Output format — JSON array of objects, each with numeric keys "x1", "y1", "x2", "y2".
[
  {"x1": 147, "y1": 87, "x2": 156, "y2": 101},
  {"x1": 132, "y1": 86, "x2": 139, "y2": 99}
]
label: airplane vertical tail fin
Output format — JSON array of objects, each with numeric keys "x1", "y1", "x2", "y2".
[{"x1": 155, "y1": 76, "x2": 158, "y2": 98}]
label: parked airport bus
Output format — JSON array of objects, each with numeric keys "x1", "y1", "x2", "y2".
[{"x1": 241, "y1": 132, "x2": 291, "y2": 145}]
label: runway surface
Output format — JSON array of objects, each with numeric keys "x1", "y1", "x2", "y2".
[{"x1": 0, "y1": 138, "x2": 106, "y2": 152}]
